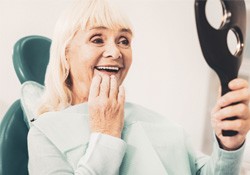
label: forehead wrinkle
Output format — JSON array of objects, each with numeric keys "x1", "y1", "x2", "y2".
[
  {"x1": 89, "y1": 26, "x2": 108, "y2": 31},
  {"x1": 87, "y1": 26, "x2": 133, "y2": 36}
]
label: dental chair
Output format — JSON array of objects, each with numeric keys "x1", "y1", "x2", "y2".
[{"x1": 0, "y1": 35, "x2": 51, "y2": 175}]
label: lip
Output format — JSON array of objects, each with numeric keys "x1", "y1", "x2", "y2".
[
  {"x1": 95, "y1": 65, "x2": 124, "y2": 69},
  {"x1": 94, "y1": 65, "x2": 123, "y2": 76}
]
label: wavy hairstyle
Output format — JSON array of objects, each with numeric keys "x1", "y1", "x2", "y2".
[{"x1": 37, "y1": 0, "x2": 133, "y2": 115}]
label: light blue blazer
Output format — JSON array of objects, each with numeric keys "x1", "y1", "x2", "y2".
[{"x1": 28, "y1": 102, "x2": 244, "y2": 175}]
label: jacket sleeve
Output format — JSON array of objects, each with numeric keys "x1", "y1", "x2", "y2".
[
  {"x1": 28, "y1": 126, "x2": 127, "y2": 175},
  {"x1": 241, "y1": 135, "x2": 250, "y2": 173},
  {"x1": 195, "y1": 137, "x2": 245, "y2": 175}
]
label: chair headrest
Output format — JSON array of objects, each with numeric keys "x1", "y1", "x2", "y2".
[{"x1": 13, "y1": 35, "x2": 51, "y2": 85}]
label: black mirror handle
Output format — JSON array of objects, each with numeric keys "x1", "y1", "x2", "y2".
[{"x1": 195, "y1": 0, "x2": 246, "y2": 137}]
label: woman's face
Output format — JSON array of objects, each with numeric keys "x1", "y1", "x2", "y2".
[{"x1": 67, "y1": 26, "x2": 132, "y2": 102}]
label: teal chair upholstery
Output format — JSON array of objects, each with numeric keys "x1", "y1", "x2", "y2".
[
  {"x1": 0, "y1": 100, "x2": 29, "y2": 175},
  {"x1": 13, "y1": 35, "x2": 51, "y2": 85},
  {"x1": 0, "y1": 35, "x2": 51, "y2": 175}
]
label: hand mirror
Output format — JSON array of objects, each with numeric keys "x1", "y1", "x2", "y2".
[{"x1": 195, "y1": 0, "x2": 246, "y2": 136}]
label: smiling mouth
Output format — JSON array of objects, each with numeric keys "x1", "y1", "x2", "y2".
[{"x1": 94, "y1": 66, "x2": 121, "y2": 73}]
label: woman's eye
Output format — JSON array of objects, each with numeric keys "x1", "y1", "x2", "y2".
[
  {"x1": 90, "y1": 34, "x2": 104, "y2": 45},
  {"x1": 92, "y1": 38, "x2": 104, "y2": 44},
  {"x1": 118, "y1": 37, "x2": 130, "y2": 47}
]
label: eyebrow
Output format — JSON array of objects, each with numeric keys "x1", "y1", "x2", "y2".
[
  {"x1": 120, "y1": 28, "x2": 133, "y2": 35},
  {"x1": 89, "y1": 26, "x2": 133, "y2": 35}
]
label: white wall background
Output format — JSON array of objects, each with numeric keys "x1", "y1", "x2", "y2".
[{"x1": 1, "y1": 0, "x2": 250, "y2": 155}]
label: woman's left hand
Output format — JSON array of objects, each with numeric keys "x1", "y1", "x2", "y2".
[{"x1": 211, "y1": 78, "x2": 250, "y2": 150}]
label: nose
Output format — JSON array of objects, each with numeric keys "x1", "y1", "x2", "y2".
[{"x1": 103, "y1": 41, "x2": 122, "y2": 59}]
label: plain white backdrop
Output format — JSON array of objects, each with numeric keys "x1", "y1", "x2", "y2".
[{"x1": 1, "y1": 0, "x2": 250, "y2": 156}]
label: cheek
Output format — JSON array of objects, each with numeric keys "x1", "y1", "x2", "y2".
[
  {"x1": 67, "y1": 44, "x2": 100, "y2": 87},
  {"x1": 125, "y1": 52, "x2": 132, "y2": 69},
  {"x1": 70, "y1": 49, "x2": 97, "y2": 76},
  {"x1": 69, "y1": 58, "x2": 92, "y2": 82}
]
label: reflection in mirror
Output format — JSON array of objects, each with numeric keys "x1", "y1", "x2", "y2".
[
  {"x1": 205, "y1": 0, "x2": 225, "y2": 29},
  {"x1": 227, "y1": 28, "x2": 242, "y2": 56}
]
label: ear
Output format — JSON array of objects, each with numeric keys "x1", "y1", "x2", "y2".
[
  {"x1": 63, "y1": 47, "x2": 71, "y2": 81},
  {"x1": 65, "y1": 46, "x2": 70, "y2": 61}
]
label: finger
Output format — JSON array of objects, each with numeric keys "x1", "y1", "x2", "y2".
[
  {"x1": 89, "y1": 75, "x2": 101, "y2": 100},
  {"x1": 217, "y1": 119, "x2": 246, "y2": 133},
  {"x1": 211, "y1": 103, "x2": 220, "y2": 116},
  {"x1": 118, "y1": 85, "x2": 125, "y2": 104},
  {"x1": 211, "y1": 115, "x2": 220, "y2": 129},
  {"x1": 218, "y1": 88, "x2": 250, "y2": 107},
  {"x1": 109, "y1": 75, "x2": 118, "y2": 99},
  {"x1": 99, "y1": 75, "x2": 110, "y2": 97},
  {"x1": 213, "y1": 103, "x2": 249, "y2": 120},
  {"x1": 211, "y1": 87, "x2": 222, "y2": 115},
  {"x1": 229, "y1": 78, "x2": 249, "y2": 91}
]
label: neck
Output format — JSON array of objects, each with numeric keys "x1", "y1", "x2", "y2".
[{"x1": 71, "y1": 84, "x2": 89, "y2": 105}]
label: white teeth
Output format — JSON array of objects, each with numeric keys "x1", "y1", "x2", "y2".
[{"x1": 96, "y1": 66, "x2": 119, "y2": 71}]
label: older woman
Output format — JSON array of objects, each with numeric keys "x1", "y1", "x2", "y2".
[{"x1": 28, "y1": 0, "x2": 250, "y2": 174}]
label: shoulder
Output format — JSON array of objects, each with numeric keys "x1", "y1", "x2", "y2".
[
  {"x1": 30, "y1": 104, "x2": 90, "y2": 153},
  {"x1": 34, "y1": 102, "x2": 88, "y2": 127}
]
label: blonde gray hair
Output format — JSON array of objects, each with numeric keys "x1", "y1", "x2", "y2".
[{"x1": 38, "y1": 0, "x2": 133, "y2": 115}]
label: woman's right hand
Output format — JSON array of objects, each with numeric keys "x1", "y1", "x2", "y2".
[{"x1": 88, "y1": 74, "x2": 125, "y2": 138}]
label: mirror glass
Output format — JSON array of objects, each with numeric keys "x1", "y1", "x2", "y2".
[
  {"x1": 205, "y1": 0, "x2": 224, "y2": 29},
  {"x1": 227, "y1": 28, "x2": 242, "y2": 56}
]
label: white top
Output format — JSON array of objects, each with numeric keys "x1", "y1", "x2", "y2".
[{"x1": 28, "y1": 102, "x2": 245, "y2": 175}]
